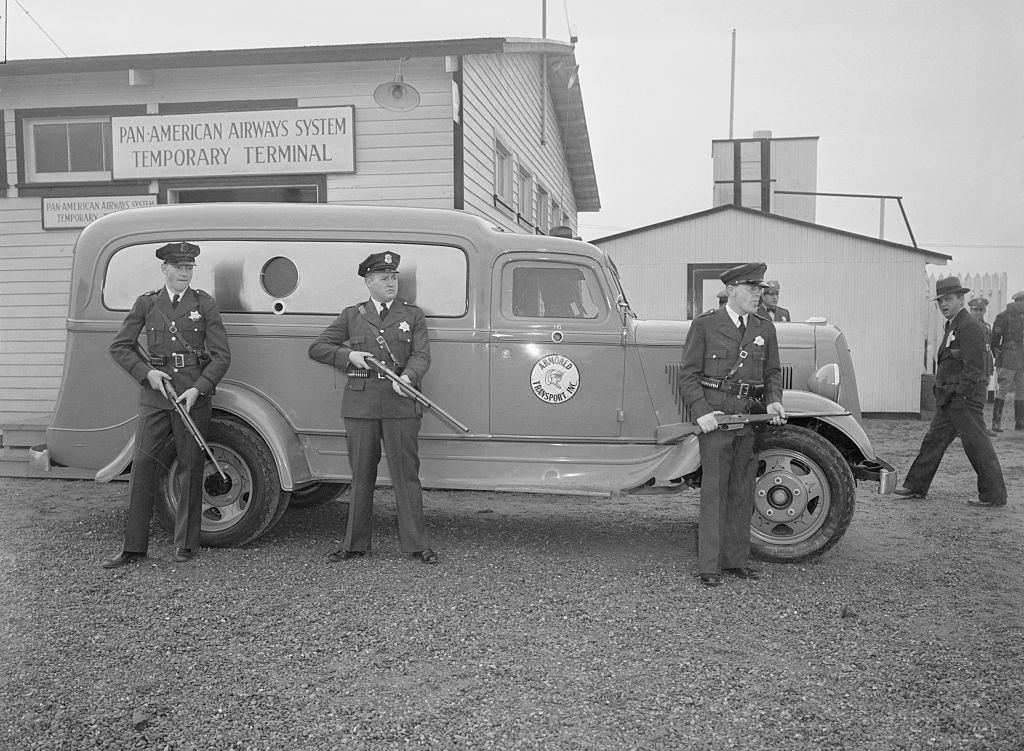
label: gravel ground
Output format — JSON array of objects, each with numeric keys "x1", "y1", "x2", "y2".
[{"x1": 1, "y1": 417, "x2": 1022, "y2": 750}]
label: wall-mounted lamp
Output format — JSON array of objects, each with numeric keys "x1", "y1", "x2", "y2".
[{"x1": 373, "y1": 58, "x2": 420, "y2": 112}]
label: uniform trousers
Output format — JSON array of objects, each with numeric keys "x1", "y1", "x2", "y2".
[
  {"x1": 994, "y1": 366, "x2": 1024, "y2": 400},
  {"x1": 903, "y1": 396, "x2": 1006, "y2": 504},
  {"x1": 698, "y1": 427, "x2": 756, "y2": 574},
  {"x1": 124, "y1": 398, "x2": 211, "y2": 553},
  {"x1": 343, "y1": 416, "x2": 428, "y2": 553}
]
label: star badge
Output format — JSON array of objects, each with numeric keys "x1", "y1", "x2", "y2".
[
  {"x1": 753, "y1": 335, "x2": 764, "y2": 346},
  {"x1": 398, "y1": 321, "x2": 410, "y2": 332},
  {"x1": 189, "y1": 310, "x2": 202, "y2": 321}
]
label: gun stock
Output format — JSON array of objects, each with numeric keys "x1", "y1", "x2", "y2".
[
  {"x1": 655, "y1": 411, "x2": 852, "y2": 444},
  {"x1": 164, "y1": 384, "x2": 229, "y2": 481},
  {"x1": 365, "y1": 357, "x2": 470, "y2": 433}
]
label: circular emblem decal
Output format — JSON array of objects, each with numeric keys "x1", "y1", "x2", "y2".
[{"x1": 531, "y1": 354, "x2": 580, "y2": 404}]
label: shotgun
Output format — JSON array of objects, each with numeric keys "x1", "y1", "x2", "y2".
[
  {"x1": 364, "y1": 356, "x2": 470, "y2": 433},
  {"x1": 655, "y1": 411, "x2": 851, "y2": 444}
]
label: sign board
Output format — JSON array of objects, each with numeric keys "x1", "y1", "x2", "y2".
[
  {"x1": 110, "y1": 106, "x2": 355, "y2": 179},
  {"x1": 42, "y1": 195, "x2": 158, "y2": 230}
]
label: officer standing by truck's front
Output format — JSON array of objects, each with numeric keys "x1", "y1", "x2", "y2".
[{"x1": 678, "y1": 262, "x2": 786, "y2": 588}]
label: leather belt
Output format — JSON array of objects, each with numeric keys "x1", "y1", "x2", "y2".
[
  {"x1": 150, "y1": 352, "x2": 201, "y2": 367},
  {"x1": 700, "y1": 376, "x2": 764, "y2": 398}
]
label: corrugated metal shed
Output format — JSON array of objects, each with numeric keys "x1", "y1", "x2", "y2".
[{"x1": 591, "y1": 205, "x2": 952, "y2": 415}]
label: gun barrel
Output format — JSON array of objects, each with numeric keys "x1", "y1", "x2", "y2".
[
  {"x1": 365, "y1": 357, "x2": 470, "y2": 433},
  {"x1": 164, "y1": 384, "x2": 229, "y2": 480}
]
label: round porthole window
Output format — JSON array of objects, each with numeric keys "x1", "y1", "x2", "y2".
[{"x1": 260, "y1": 256, "x2": 298, "y2": 298}]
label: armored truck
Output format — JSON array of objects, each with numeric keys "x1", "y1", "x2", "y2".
[{"x1": 37, "y1": 203, "x2": 895, "y2": 561}]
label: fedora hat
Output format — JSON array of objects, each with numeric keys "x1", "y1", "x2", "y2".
[{"x1": 933, "y1": 276, "x2": 970, "y2": 301}]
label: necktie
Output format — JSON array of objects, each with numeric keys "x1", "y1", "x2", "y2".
[
  {"x1": 738, "y1": 315, "x2": 746, "y2": 338},
  {"x1": 171, "y1": 293, "x2": 180, "y2": 309},
  {"x1": 379, "y1": 303, "x2": 388, "y2": 320}
]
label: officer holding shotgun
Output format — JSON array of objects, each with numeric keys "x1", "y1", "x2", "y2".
[
  {"x1": 102, "y1": 242, "x2": 231, "y2": 568},
  {"x1": 678, "y1": 262, "x2": 785, "y2": 588},
  {"x1": 308, "y1": 251, "x2": 438, "y2": 564}
]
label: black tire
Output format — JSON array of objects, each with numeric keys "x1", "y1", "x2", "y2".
[
  {"x1": 750, "y1": 424, "x2": 856, "y2": 563},
  {"x1": 154, "y1": 415, "x2": 287, "y2": 547},
  {"x1": 288, "y1": 482, "x2": 349, "y2": 509}
]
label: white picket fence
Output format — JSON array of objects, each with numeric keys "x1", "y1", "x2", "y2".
[{"x1": 924, "y1": 272, "x2": 1007, "y2": 376}]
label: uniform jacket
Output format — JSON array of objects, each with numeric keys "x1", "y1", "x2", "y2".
[
  {"x1": 991, "y1": 302, "x2": 1024, "y2": 370},
  {"x1": 308, "y1": 299, "x2": 430, "y2": 419},
  {"x1": 934, "y1": 308, "x2": 988, "y2": 407},
  {"x1": 679, "y1": 308, "x2": 783, "y2": 418},
  {"x1": 756, "y1": 304, "x2": 791, "y2": 322},
  {"x1": 110, "y1": 287, "x2": 231, "y2": 410}
]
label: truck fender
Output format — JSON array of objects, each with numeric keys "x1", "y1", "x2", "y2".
[
  {"x1": 209, "y1": 380, "x2": 312, "y2": 492},
  {"x1": 780, "y1": 389, "x2": 875, "y2": 461}
]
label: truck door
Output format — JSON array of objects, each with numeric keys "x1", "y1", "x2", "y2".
[{"x1": 489, "y1": 253, "x2": 626, "y2": 437}]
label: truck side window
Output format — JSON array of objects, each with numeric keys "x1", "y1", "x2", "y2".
[
  {"x1": 507, "y1": 264, "x2": 602, "y2": 320},
  {"x1": 103, "y1": 240, "x2": 469, "y2": 317}
]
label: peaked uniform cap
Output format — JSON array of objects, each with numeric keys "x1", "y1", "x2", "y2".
[
  {"x1": 765, "y1": 280, "x2": 781, "y2": 291},
  {"x1": 156, "y1": 241, "x2": 200, "y2": 265},
  {"x1": 933, "y1": 276, "x2": 970, "y2": 300},
  {"x1": 358, "y1": 251, "x2": 401, "y2": 277},
  {"x1": 968, "y1": 297, "x2": 989, "y2": 309},
  {"x1": 720, "y1": 262, "x2": 768, "y2": 287}
]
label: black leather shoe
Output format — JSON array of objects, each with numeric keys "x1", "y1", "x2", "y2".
[
  {"x1": 967, "y1": 499, "x2": 1006, "y2": 508},
  {"x1": 173, "y1": 548, "x2": 194, "y2": 563},
  {"x1": 410, "y1": 549, "x2": 439, "y2": 564},
  {"x1": 723, "y1": 567, "x2": 761, "y2": 579},
  {"x1": 100, "y1": 551, "x2": 145, "y2": 569},
  {"x1": 326, "y1": 549, "x2": 366, "y2": 562},
  {"x1": 699, "y1": 574, "x2": 722, "y2": 587},
  {"x1": 893, "y1": 487, "x2": 927, "y2": 499}
]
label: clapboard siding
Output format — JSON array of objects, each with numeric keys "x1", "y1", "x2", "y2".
[
  {"x1": 461, "y1": 53, "x2": 576, "y2": 233},
  {"x1": 595, "y1": 208, "x2": 941, "y2": 414}
]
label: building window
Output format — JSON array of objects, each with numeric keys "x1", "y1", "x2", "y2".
[
  {"x1": 494, "y1": 139, "x2": 513, "y2": 208},
  {"x1": 518, "y1": 166, "x2": 534, "y2": 226},
  {"x1": 537, "y1": 186, "x2": 550, "y2": 233},
  {"x1": 25, "y1": 117, "x2": 113, "y2": 183}
]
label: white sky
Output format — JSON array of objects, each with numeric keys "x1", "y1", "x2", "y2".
[{"x1": 4, "y1": 0, "x2": 1022, "y2": 298}]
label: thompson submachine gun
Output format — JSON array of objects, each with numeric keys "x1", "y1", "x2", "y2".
[{"x1": 655, "y1": 411, "x2": 851, "y2": 444}]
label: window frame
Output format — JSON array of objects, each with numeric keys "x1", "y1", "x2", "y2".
[
  {"x1": 493, "y1": 138, "x2": 514, "y2": 209},
  {"x1": 23, "y1": 115, "x2": 114, "y2": 183}
]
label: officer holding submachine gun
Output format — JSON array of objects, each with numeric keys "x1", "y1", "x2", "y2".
[
  {"x1": 102, "y1": 241, "x2": 231, "y2": 568},
  {"x1": 309, "y1": 251, "x2": 441, "y2": 564}
]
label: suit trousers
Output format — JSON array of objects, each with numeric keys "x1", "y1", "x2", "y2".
[
  {"x1": 124, "y1": 398, "x2": 211, "y2": 553},
  {"x1": 698, "y1": 427, "x2": 756, "y2": 574},
  {"x1": 343, "y1": 416, "x2": 428, "y2": 553},
  {"x1": 903, "y1": 396, "x2": 1006, "y2": 504}
]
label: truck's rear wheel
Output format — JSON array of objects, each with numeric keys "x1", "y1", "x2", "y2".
[
  {"x1": 288, "y1": 482, "x2": 349, "y2": 508},
  {"x1": 750, "y1": 424, "x2": 856, "y2": 563},
  {"x1": 154, "y1": 416, "x2": 287, "y2": 547}
]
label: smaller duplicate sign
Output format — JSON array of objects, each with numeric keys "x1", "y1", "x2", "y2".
[{"x1": 42, "y1": 195, "x2": 158, "y2": 230}]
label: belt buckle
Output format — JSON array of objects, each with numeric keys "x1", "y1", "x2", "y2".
[
  {"x1": 173, "y1": 353, "x2": 185, "y2": 368},
  {"x1": 737, "y1": 383, "x2": 750, "y2": 397}
]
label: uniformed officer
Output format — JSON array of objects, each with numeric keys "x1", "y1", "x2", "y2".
[
  {"x1": 990, "y1": 290, "x2": 1024, "y2": 432},
  {"x1": 678, "y1": 262, "x2": 786, "y2": 587},
  {"x1": 102, "y1": 241, "x2": 231, "y2": 568},
  {"x1": 894, "y1": 278, "x2": 1006, "y2": 507},
  {"x1": 308, "y1": 251, "x2": 437, "y2": 563},
  {"x1": 757, "y1": 280, "x2": 791, "y2": 322}
]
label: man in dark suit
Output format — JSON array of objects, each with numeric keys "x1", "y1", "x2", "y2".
[
  {"x1": 102, "y1": 242, "x2": 231, "y2": 568},
  {"x1": 308, "y1": 251, "x2": 437, "y2": 563},
  {"x1": 990, "y1": 290, "x2": 1024, "y2": 432},
  {"x1": 757, "y1": 280, "x2": 791, "y2": 322},
  {"x1": 894, "y1": 277, "x2": 1006, "y2": 507},
  {"x1": 679, "y1": 263, "x2": 786, "y2": 587}
]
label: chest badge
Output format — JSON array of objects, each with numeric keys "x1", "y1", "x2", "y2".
[
  {"x1": 189, "y1": 310, "x2": 202, "y2": 321},
  {"x1": 947, "y1": 332, "x2": 956, "y2": 345},
  {"x1": 753, "y1": 335, "x2": 765, "y2": 346},
  {"x1": 398, "y1": 321, "x2": 410, "y2": 332}
]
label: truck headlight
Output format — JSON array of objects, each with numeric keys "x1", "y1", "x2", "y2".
[{"x1": 808, "y1": 363, "x2": 840, "y2": 402}]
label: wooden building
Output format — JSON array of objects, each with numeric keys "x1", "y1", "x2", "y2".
[
  {"x1": 591, "y1": 205, "x2": 951, "y2": 415},
  {"x1": 0, "y1": 37, "x2": 600, "y2": 425}
]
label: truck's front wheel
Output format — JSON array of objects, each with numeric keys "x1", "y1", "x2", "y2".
[
  {"x1": 750, "y1": 424, "x2": 856, "y2": 563},
  {"x1": 154, "y1": 416, "x2": 287, "y2": 546}
]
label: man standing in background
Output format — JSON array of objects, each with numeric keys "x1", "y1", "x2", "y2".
[
  {"x1": 990, "y1": 291, "x2": 1024, "y2": 433},
  {"x1": 757, "y1": 280, "x2": 791, "y2": 322}
]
